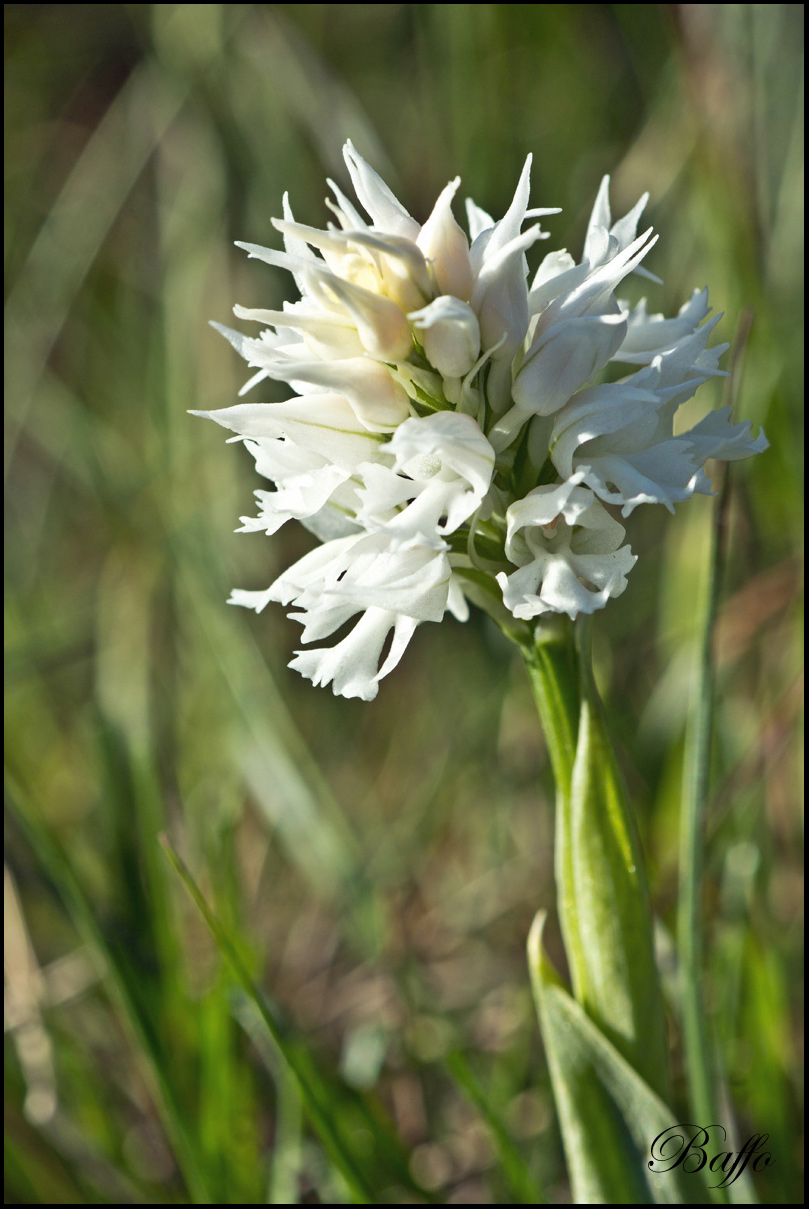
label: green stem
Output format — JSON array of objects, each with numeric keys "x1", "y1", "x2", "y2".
[
  {"x1": 521, "y1": 617, "x2": 583, "y2": 998},
  {"x1": 521, "y1": 615, "x2": 580, "y2": 795}
]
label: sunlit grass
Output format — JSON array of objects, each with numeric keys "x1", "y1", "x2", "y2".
[{"x1": 5, "y1": 4, "x2": 803, "y2": 1203}]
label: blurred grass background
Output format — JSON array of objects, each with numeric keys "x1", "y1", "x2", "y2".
[{"x1": 4, "y1": 4, "x2": 803, "y2": 1203}]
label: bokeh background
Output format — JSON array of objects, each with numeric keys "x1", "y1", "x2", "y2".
[{"x1": 5, "y1": 4, "x2": 803, "y2": 1203}]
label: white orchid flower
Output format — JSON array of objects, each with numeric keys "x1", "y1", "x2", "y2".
[
  {"x1": 490, "y1": 311, "x2": 628, "y2": 450},
  {"x1": 356, "y1": 412, "x2": 495, "y2": 549},
  {"x1": 549, "y1": 335, "x2": 766, "y2": 515},
  {"x1": 199, "y1": 141, "x2": 766, "y2": 697},
  {"x1": 235, "y1": 440, "x2": 354, "y2": 537},
  {"x1": 496, "y1": 481, "x2": 636, "y2": 619},
  {"x1": 233, "y1": 531, "x2": 456, "y2": 701},
  {"x1": 614, "y1": 288, "x2": 713, "y2": 363},
  {"x1": 341, "y1": 139, "x2": 421, "y2": 240}
]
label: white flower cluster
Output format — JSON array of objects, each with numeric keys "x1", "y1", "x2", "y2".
[{"x1": 196, "y1": 142, "x2": 767, "y2": 700}]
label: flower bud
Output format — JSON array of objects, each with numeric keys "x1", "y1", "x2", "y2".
[
  {"x1": 417, "y1": 178, "x2": 473, "y2": 301},
  {"x1": 310, "y1": 272, "x2": 413, "y2": 362},
  {"x1": 346, "y1": 231, "x2": 433, "y2": 313},
  {"x1": 409, "y1": 296, "x2": 481, "y2": 379},
  {"x1": 258, "y1": 356, "x2": 410, "y2": 432}
]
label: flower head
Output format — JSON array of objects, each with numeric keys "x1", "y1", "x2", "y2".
[{"x1": 196, "y1": 143, "x2": 767, "y2": 699}]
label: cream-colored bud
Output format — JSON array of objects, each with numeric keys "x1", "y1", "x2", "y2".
[
  {"x1": 314, "y1": 273, "x2": 413, "y2": 362},
  {"x1": 409, "y1": 296, "x2": 481, "y2": 379},
  {"x1": 258, "y1": 356, "x2": 410, "y2": 432},
  {"x1": 345, "y1": 232, "x2": 432, "y2": 313},
  {"x1": 417, "y1": 179, "x2": 473, "y2": 301}
]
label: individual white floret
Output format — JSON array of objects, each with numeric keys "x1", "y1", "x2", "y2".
[
  {"x1": 497, "y1": 480, "x2": 636, "y2": 619},
  {"x1": 355, "y1": 412, "x2": 495, "y2": 550}
]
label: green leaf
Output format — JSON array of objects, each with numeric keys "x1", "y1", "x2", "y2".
[
  {"x1": 522, "y1": 618, "x2": 669, "y2": 1103},
  {"x1": 528, "y1": 913, "x2": 704, "y2": 1205},
  {"x1": 566, "y1": 619, "x2": 670, "y2": 1102}
]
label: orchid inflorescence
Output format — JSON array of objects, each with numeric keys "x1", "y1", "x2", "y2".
[{"x1": 196, "y1": 141, "x2": 766, "y2": 700}]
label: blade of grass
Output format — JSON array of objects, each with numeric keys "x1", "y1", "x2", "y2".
[
  {"x1": 6, "y1": 779, "x2": 214, "y2": 1204},
  {"x1": 160, "y1": 833, "x2": 416, "y2": 1206},
  {"x1": 265, "y1": 1071, "x2": 303, "y2": 1206},
  {"x1": 677, "y1": 435, "x2": 729, "y2": 1204},
  {"x1": 179, "y1": 575, "x2": 389, "y2": 958},
  {"x1": 677, "y1": 316, "x2": 758, "y2": 1206},
  {"x1": 446, "y1": 1050, "x2": 545, "y2": 1204},
  {"x1": 4, "y1": 60, "x2": 185, "y2": 480}
]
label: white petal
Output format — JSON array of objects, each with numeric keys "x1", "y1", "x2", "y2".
[
  {"x1": 583, "y1": 176, "x2": 612, "y2": 265},
  {"x1": 610, "y1": 191, "x2": 649, "y2": 251},
  {"x1": 529, "y1": 252, "x2": 590, "y2": 313},
  {"x1": 355, "y1": 444, "x2": 485, "y2": 551},
  {"x1": 417, "y1": 178, "x2": 473, "y2": 301},
  {"x1": 290, "y1": 608, "x2": 418, "y2": 701},
  {"x1": 191, "y1": 395, "x2": 385, "y2": 469},
  {"x1": 497, "y1": 488, "x2": 635, "y2": 621},
  {"x1": 469, "y1": 225, "x2": 541, "y2": 389},
  {"x1": 244, "y1": 463, "x2": 350, "y2": 534},
  {"x1": 318, "y1": 540, "x2": 452, "y2": 621},
  {"x1": 365, "y1": 481, "x2": 457, "y2": 550},
  {"x1": 535, "y1": 227, "x2": 658, "y2": 340},
  {"x1": 497, "y1": 544, "x2": 634, "y2": 621},
  {"x1": 257, "y1": 357, "x2": 411, "y2": 432},
  {"x1": 483, "y1": 154, "x2": 533, "y2": 259},
  {"x1": 309, "y1": 272, "x2": 412, "y2": 361},
  {"x1": 267, "y1": 534, "x2": 361, "y2": 606},
  {"x1": 354, "y1": 460, "x2": 417, "y2": 522},
  {"x1": 228, "y1": 587, "x2": 277, "y2": 612},
  {"x1": 326, "y1": 177, "x2": 366, "y2": 230},
  {"x1": 234, "y1": 302, "x2": 365, "y2": 360},
  {"x1": 549, "y1": 381, "x2": 662, "y2": 478},
  {"x1": 447, "y1": 574, "x2": 470, "y2": 622},
  {"x1": 683, "y1": 406, "x2": 769, "y2": 464},
  {"x1": 503, "y1": 478, "x2": 589, "y2": 559},
  {"x1": 342, "y1": 140, "x2": 420, "y2": 240},
  {"x1": 300, "y1": 499, "x2": 363, "y2": 543},
  {"x1": 465, "y1": 197, "x2": 495, "y2": 242},
  {"x1": 580, "y1": 444, "x2": 700, "y2": 514},
  {"x1": 635, "y1": 315, "x2": 728, "y2": 391},
  {"x1": 511, "y1": 312, "x2": 628, "y2": 417},
  {"x1": 583, "y1": 176, "x2": 650, "y2": 268},
  {"x1": 340, "y1": 230, "x2": 433, "y2": 312},
  {"x1": 614, "y1": 288, "x2": 711, "y2": 360},
  {"x1": 244, "y1": 434, "x2": 324, "y2": 482},
  {"x1": 280, "y1": 193, "x2": 321, "y2": 292}
]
